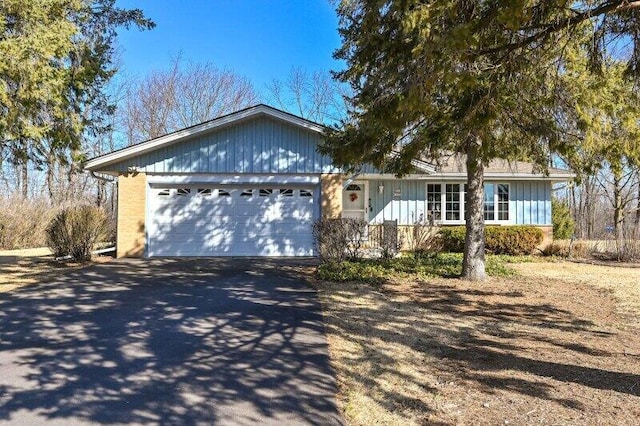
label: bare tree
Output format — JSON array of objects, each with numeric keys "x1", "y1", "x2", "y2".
[
  {"x1": 122, "y1": 57, "x2": 259, "y2": 144},
  {"x1": 265, "y1": 67, "x2": 349, "y2": 124}
]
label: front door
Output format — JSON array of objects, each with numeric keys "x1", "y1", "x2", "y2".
[{"x1": 342, "y1": 182, "x2": 368, "y2": 221}]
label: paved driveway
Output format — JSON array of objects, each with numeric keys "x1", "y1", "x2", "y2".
[{"x1": 0, "y1": 258, "x2": 343, "y2": 425}]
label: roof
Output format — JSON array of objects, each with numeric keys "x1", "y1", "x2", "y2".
[
  {"x1": 431, "y1": 153, "x2": 574, "y2": 180},
  {"x1": 85, "y1": 104, "x2": 326, "y2": 172},
  {"x1": 85, "y1": 105, "x2": 574, "y2": 181}
]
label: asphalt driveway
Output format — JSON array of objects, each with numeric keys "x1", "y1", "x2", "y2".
[{"x1": 0, "y1": 258, "x2": 343, "y2": 425}]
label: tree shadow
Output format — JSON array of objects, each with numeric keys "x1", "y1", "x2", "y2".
[
  {"x1": 0, "y1": 258, "x2": 342, "y2": 425},
  {"x1": 316, "y1": 277, "x2": 640, "y2": 423}
]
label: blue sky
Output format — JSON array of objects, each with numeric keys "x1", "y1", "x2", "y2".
[{"x1": 114, "y1": 1, "x2": 343, "y2": 90}]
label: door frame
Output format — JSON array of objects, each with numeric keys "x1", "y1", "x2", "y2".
[{"x1": 342, "y1": 180, "x2": 369, "y2": 222}]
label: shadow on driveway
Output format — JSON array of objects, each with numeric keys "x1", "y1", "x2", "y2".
[{"x1": 0, "y1": 258, "x2": 342, "y2": 425}]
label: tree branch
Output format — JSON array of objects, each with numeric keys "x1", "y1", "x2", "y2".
[{"x1": 478, "y1": 1, "x2": 640, "y2": 57}]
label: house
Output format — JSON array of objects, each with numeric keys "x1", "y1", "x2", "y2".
[{"x1": 84, "y1": 104, "x2": 573, "y2": 258}]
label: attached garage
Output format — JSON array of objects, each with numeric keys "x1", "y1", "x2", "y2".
[
  {"x1": 84, "y1": 105, "x2": 343, "y2": 258},
  {"x1": 147, "y1": 183, "x2": 319, "y2": 256}
]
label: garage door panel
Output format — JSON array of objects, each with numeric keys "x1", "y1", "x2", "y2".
[{"x1": 148, "y1": 184, "x2": 317, "y2": 257}]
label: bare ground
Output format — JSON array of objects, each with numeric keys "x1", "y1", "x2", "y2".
[
  {"x1": 313, "y1": 261, "x2": 640, "y2": 425},
  {"x1": 0, "y1": 248, "x2": 110, "y2": 292}
]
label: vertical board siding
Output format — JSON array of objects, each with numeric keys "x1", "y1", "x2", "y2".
[
  {"x1": 369, "y1": 180, "x2": 428, "y2": 225},
  {"x1": 104, "y1": 116, "x2": 338, "y2": 174},
  {"x1": 511, "y1": 180, "x2": 552, "y2": 225},
  {"x1": 369, "y1": 179, "x2": 552, "y2": 226}
]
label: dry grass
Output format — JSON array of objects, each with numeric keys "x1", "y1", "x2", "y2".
[
  {"x1": 512, "y1": 261, "x2": 640, "y2": 326},
  {"x1": 0, "y1": 248, "x2": 110, "y2": 293},
  {"x1": 314, "y1": 261, "x2": 640, "y2": 425}
]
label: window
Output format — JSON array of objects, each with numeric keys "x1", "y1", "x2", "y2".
[
  {"x1": 428, "y1": 183, "x2": 509, "y2": 223},
  {"x1": 259, "y1": 189, "x2": 273, "y2": 197},
  {"x1": 497, "y1": 184, "x2": 509, "y2": 220},
  {"x1": 158, "y1": 189, "x2": 170, "y2": 197},
  {"x1": 300, "y1": 189, "x2": 313, "y2": 197},
  {"x1": 483, "y1": 183, "x2": 510, "y2": 221},
  {"x1": 426, "y1": 184, "x2": 441, "y2": 221},
  {"x1": 240, "y1": 189, "x2": 253, "y2": 197},
  {"x1": 217, "y1": 189, "x2": 231, "y2": 197},
  {"x1": 197, "y1": 188, "x2": 212, "y2": 196},
  {"x1": 484, "y1": 184, "x2": 495, "y2": 220},
  {"x1": 445, "y1": 184, "x2": 461, "y2": 221},
  {"x1": 176, "y1": 188, "x2": 190, "y2": 197},
  {"x1": 279, "y1": 189, "x2": 293, "y2": 196}
]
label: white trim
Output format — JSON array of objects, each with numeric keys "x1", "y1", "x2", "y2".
[
  {"x1": 425, "y1": 182, "x2": 514, "y2": 226},
  {"x1": 359, "y1": 172, "x2": 573, "y2": 182},
  {"x1": 483, "y1": 182, "x2": 513, "y2": 225},
  {"x1": 146, "y1": 173, "x2": 320, "y2": 186},
  {"x1": 85, "y1": 105, "x2": 325, "y2": 171},
  {"x1": 342, "y1": 180, "x2": 369, "y2": 221}
]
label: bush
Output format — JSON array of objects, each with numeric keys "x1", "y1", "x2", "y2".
[
  {"x1": 552, "y1": 198, "x2": 575, "y2": 239},
  {"x1": 316, "y1": 260, "x2": 387, "y2": 284},
  {"x1": 46, "y1": 205, "x2": 108, "y2": 262},
  {"x1": 438, "y1": 227, "x2": 466, "y2": 252},
  {"x1": 316, "y1": 252, "x2": 518, "y2": 283},
  {"x1": 312, "y1": 218, "x2": 368, "y2": 262},
  {"x1": 0, "y1": 198, "x2": 55, "y2": 249},
  {"x1": 541, "y1": 240, "x2": 590, "y2": 258},
  {"x1": 439, "y1": 225, "x2": 544, "y2": 255}
]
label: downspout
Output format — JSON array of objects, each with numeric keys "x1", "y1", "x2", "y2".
[{"x1": 90, "y1": 170, "x2": 115, "y2": 183}]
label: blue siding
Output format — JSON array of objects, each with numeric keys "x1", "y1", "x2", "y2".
[
  {"x1": 103, "y1": 116, "x2": 339, "y2": 174},
  {"x1": 369, "y1": 179, "x2": 428, "y2": 225},
  {"x1": 368, "y1": 179, "x2": 552, "y2": 226},
  {"x1": 512, "y1": 180, "x2": 552, "y2": 225}
]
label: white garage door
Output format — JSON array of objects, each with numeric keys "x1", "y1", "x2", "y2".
[{"x1": 147, "y1": 185, "x2": 318, "y2": 257}]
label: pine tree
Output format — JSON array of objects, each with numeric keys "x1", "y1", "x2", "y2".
[
  {"x1": 0, "y1": 0, "x2": 154, "y2": 197},
  {"x1": 323, "y1": 1, "x2": 640, "y2": 280}
]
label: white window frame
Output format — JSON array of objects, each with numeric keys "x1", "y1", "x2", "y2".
[
  {"x1": 485, "y1": 183, "x2": 511, "y2": 224},
  {"x1": 425, "y1": 182, "x2": 510, "y2": 225},
  {"x1": 444, "y1": 183, "x2": 464, "y2": 223}
]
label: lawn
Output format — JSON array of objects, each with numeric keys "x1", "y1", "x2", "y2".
[
  {"x1": 0, "y1": 248, "x2": 109, "y2": 293},
  {"x1": 314, "y1": 258, "x2": 640, "y2": 425}
]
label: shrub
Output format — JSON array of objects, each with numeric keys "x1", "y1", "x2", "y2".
[
  {"x1": 552, "y1": 198, "x2": 575, "y2": 239},
  {"x1": 540, "y1": 239, "x2": 590, "y2": 258},
  {"x1": 408, "y1": 224, "x2": 442, "y2": 256},
  {"x1": 438, "y1": 226, "x2": 466, "y2": 252},
  {"x1": 316, "y1": 261, "x2": 387, "y2": 284},
  {"x1": 46, "y1": 205, "x2": 108, "y2": 262},
  {"x1": 312, "y1": 218, "x2": 368, "y2": 262},
  {"x1": 316, "y1": 253, "x2": 517, "y2": 283},
  {"x1": 0, "y1": 197, "x2": 55, "y2": 249},
  {"x1": 590, "y1": 233, "x2": 640, "y2": 261},
  {"x1": 439, "y1": 225, "x2": 544, "y2": 255}
]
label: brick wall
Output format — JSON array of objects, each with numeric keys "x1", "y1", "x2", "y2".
[
  {"x1": 320, "y1": 174, "x2": 343, "y2": 218},
  {"x1": 117, "y1": 173, "x2": 147, "y2": 258}
]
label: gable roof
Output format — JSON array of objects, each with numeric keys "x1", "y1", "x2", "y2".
[{"x1": 85, "y1": 104, "x2": 326, "y2": 172}]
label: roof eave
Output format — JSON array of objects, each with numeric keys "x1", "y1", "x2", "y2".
[{"x1": 359, "y1": 172, "x2": 575, "y2": 181}]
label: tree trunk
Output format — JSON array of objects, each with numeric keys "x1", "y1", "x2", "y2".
[
  {"x1": 96, "y1": 179, "x2": 105, "y2": 207},
  {"x1": 20, "y1": 159, "x2": 28, "y2": 199},
  {"x1": 46, "y1": 162, "x2": 55, "y2": 202},
  {"x1": 462, "y1": 136, "x2": 486, "y2": 281},
  {"x1": 635, "y1": 170, "x2": 640, "y2": 232},
  {"x1": 584, "y1": 177, "x2": 596, "y2": 239},
  {"x1": 613, "y1": 171, "x2": 624, "y2": 242}
]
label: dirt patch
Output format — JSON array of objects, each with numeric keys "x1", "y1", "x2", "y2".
[
  {"x1": 314, "y1": 261, "x2": 640, "y2": 425},
  {"x1": 0, "y1": 253, "x2": 112, "y2": 293}
]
